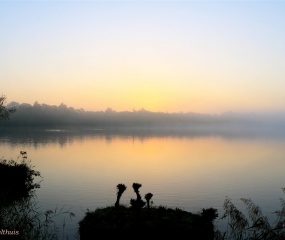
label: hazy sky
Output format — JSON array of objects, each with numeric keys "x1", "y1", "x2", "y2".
[{"x1": 1, "y1": 0, "x2": 285, "y2": 113}]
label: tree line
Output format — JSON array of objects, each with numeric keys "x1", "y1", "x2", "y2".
[{"x1": 1, "y1": 99, "x2": 284, "y2": 130}]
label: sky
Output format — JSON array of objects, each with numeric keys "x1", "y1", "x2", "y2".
[{"x1": 1, "y1": 0, "x2": 285, "y2": 114}]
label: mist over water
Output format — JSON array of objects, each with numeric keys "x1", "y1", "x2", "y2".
[
  {"x1": 1, "y1": 127, "x2": 285, "y2": 239},
  {"x1": 4, "y1": 101, "x2": 285, "y2": 132}
]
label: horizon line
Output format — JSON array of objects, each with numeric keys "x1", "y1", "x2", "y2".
[{"x1": 6, "y1": 100, "x2": 285, "y2": 116}]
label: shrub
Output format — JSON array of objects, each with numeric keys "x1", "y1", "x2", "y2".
[{"x1": 0, "y1": 154, "x2": 41, "y2": 204}]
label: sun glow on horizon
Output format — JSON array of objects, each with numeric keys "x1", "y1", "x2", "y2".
[{"x1": 1, "y1": 1, "x2": 285, "y2": 114}]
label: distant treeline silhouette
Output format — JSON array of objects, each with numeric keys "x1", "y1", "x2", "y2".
[{"x1": 2, "y1": 101, "x2": 285, "y2": 130}]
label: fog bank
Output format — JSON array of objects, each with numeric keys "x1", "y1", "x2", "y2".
[{"x1": 1, "y1": 102, "x2": 285, "y2": 132}]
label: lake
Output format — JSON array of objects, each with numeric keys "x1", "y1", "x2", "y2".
[{"x1": 1, "y1": 127, "x2": 285, "y2": 239}]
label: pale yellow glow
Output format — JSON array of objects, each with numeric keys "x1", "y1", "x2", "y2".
[
  {"x1": 2, "y1": 134, "x2": 285, "y2": 212},
  {"x1": 3, "y1": 2, "x2": 285, "y2": 113},
  {"x1": 16, "y1": 135, "x2": 284, "y2": 182}
]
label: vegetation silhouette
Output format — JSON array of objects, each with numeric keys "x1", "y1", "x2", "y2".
[
  {"x1": 115, "y1": 183, "x2": 127, "y2": 209},
  {"x1": 130, "y1": 183, "x2": 146, "y2": 212},
  {"x1": 0, "y1": 152, "x2": 41, "y2": 205},
  {"x1": 215, "y1": 188, "x2": 285, "y2": 240},
  {"x1": 145, "y1": 192, "x2": 153, "y2": 211},
  {"x1": 0, "y1": 195, "x2": 74, "y2": 240},
  {"x1": 79, "y1": 183, "x2": 218, "y2": 240},
  {"x1": 0, "y1": 95, "x2": 16, "y2": 120},
  {"x1": 0, "y1": 153, "x2": 75, "y2": 240}
]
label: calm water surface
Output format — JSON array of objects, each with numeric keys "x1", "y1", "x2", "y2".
[{"x1": 1, "y1": 128, "x2": 285, "y2": 239}]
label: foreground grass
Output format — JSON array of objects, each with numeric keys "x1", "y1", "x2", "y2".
[
  {"x1": 0, "y1": 195, "x2": 74, "y2": 240},
  {"x1": 215, "y1": 189, "x2": 285, "y2": 240}
]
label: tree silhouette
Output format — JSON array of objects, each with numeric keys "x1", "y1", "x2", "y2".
[
  {"x1": 0, "y1": 95, "x2": 16, "y2": 120},
  {"x1": 130, "y1": 183, "x2": 145, "y2": 209},
  {"x1": 145, "y1": 193, "x2": 153, "y2": 210},
  {"x1": 132, "y1": 183, "x2": 142, "y2": 200},
  {"x1": 115, "y1": 183, "x2": 127, "y2": 208}
]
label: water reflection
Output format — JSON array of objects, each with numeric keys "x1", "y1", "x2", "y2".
[
  {"x1": 1, "y1": 128, "x2": 285, "y2": 239},
  {"x1": 2, "y1": 126, "x2": 285, "y2": 149}
]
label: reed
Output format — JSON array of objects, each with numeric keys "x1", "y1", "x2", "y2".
[{"x1": 215, "y1": 188, "x2": 285, "y2": 240}]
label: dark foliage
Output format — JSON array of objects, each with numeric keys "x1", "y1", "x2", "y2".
[
  {"x1": 79, "y1": 205, "x2": 218, "y2": 240},
  {"x1": 115, "y1": 183, "x2": 127, "y2": 208},
  {"x1": 0, "y1": 95, "x2": 16, "y2": 120},
  {"x1": 130, "y1": 183, "x2": 146, "y2": 210},
  {"x1": 145, "y1": 193, "x2": 153, "y2": 210},
  {"x1": 0, "y1": 154, "x2": 41, "y2": 205}
]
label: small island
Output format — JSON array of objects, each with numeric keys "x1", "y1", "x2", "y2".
[{"x1": 79, "y1": 183, "x2": 218, "y2": 240}]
